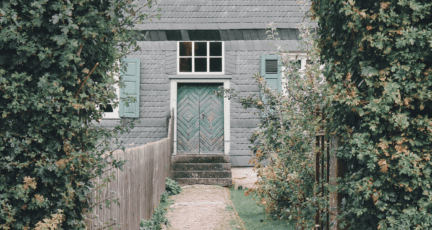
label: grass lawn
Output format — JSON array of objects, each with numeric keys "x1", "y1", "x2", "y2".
[{"x1": 230, "y1": 188, "x2": 296, "y2": 230}]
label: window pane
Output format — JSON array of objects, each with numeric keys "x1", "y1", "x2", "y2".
[
  {"x1": 166, "y1": 30, "x2": 182, "y2": 41},
  {"x1": 295, "y1": 60, "x2": 302, "y2": 69},
  {"x1": 194, "y1": 42, "x2": 207, "y2": 56},
  {"x1": 100, "y1": 104, "x2": 114, "y2": 113},
  {"x1": 195, "y1": 58, "x2": 207, "y2": 72},
  {"x1": 188, "y1": 30, "x2": 221, "y2": 40},
  {"x1": 179, "y1": 42, "x2": 192, "y2": 56},
  {"x1": 210, "y1": 42, "x2": 222, "y2": 56},
  {"x1": 179, "y1": 58, "x2": 192, "y2": 72},
  {"x1": 210, "y1": 58, "x2": 222, "y2": 72}
]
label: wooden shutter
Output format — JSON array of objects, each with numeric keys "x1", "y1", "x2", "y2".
[
  {"x1": 119, "y1": 58, "x2": 140, "y2": 118},
  {"x1": 260, "y1": 55, "x2": 281, "y2": 92}
]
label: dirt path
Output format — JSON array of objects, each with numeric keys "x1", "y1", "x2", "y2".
[{"x1": 164, "y1": 185, "x2": 243, "y2": 230}]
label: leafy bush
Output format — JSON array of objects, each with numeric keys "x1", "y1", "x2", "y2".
[
  {"x1": 166, "y1": 177, "x2": 182, "y2": 196},
  {"x1": 139, "y1": 178, "x2": 181, "y2": 230},
  {"x1": 312, "y1": 0, "x2": 432, "y2": 229},
  {"x1": 220, "y1": 18, "x2": 327, "y2": 228},
  {"x1": 0, "y1": 0, "x2": 158, "y2": 228},
  {"x1": 140, "y1": 192, "x2": 170, "y2": 230}
]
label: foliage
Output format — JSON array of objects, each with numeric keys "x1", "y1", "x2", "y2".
[
  {"x1": 0, "y1": 0, "x2": 159, "y2": 228},
  {"x1": 139, "y1": 178, "x2": 181, "y2": 230},
  {"x1": 312, "y1": 0, "x2": 432, "y2": 229},
  {"x1": 165, "y1": 177, "x2": 182, "y2": 196},
  {"x1": 139, "y1": 192, "x2": 171, "y2": 230},
  {"x1": 220, "y1": 7, "x2": 327, "y2": 229},
  {"x1": 230, "y1": 187, "x2": 295, "y2": 230}
]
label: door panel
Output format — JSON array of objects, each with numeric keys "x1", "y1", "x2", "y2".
[
  {"x1": 177, "y1": 85, "x2": 201, "y2": 154},
  {"x1": 177, "y1": 84, "x2": 224, "y2": 154},
  {"x1": 199, "y1": 85, "x2": 224, "y2": 154}
]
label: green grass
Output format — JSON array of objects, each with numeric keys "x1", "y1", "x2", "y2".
[{"x1": 230, "y1": 188, "x2": 296, "y2": 230}]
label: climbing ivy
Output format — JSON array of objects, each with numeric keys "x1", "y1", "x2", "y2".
[
  {"x1": 0, "y1": 0, "x2": 159, "y2": 228},
  {"x1": 312, "y1": 0, "x2": 432, "y2": 229}
]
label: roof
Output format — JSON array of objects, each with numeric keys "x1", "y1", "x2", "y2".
[{"x1": 136, "y1": 0, "x2": 312, "y2": 30}]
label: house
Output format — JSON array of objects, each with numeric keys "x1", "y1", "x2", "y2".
[{"x1": 99, "y1": 0, "x2": 308, "y2": 185}]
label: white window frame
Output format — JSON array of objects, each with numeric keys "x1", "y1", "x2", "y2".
[
  {"x1": 281, "y1": 53, "x2": 307, "y2": 96},
  {"x1": 280, "y1": 53, "x2": 325, "y2": 96},
  {"x1": 177, "y1": 41, "x2": 225, "y2": 75}
]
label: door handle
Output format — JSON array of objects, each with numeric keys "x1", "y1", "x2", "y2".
[{"x1": 201, "y1": 113, "x2": 206, "y2": 120}]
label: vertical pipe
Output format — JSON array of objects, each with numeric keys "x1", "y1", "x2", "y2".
[
  {"x1": 320, "y1": 110, "x2": 325, "y2": 229},
  {"x1": 321, "y1": 136, "x2": 325, "y2": 229},
  {"x1": 327, "y1": 140, "x2": 330, "y2": 230},
  {"x1": 315, "y1": 135, "x2": 320, "y2": 229}
]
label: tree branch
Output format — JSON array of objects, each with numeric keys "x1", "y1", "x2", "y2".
[
  {"x1": 76, "y1": 44, "x2": 84, "y2": 57},
  {"x1": 75, "y1": 62, "x2": 99, "y2": 98}
]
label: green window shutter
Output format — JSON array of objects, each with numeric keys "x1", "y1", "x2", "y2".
[
  {"x1": 260, "y1": 55, "x2": 281, "y2": 102},
  {"x1": 119, "y1": 58, "x2": 140, "y2": 118}
]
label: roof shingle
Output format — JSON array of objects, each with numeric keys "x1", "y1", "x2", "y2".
[{"x1": 136, "y1": 0, "x2": 313, "y2": 30}]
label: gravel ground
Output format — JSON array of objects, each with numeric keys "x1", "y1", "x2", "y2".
[
  {"x1": 164, "y1": 185, "x2": 242, "y2": 230},
  {"x1": 231, "y1": 167, "x2": 258, "y2": 189},
  {"x1": 164, "y1": 167, "x2": 257, "y2": 230}
]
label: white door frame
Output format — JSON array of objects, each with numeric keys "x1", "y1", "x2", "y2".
[{"x1": 170, "y1": 78, "x2": 230, "y2": 155}]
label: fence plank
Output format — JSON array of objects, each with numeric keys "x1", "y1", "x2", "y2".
[
  {"x1": 113, "y1": 151, "x2": 119, "y2": 228},
  {"x1": 132, "y1": 147, "x2": 139, "y2": 229},
  {"x1": 149, "y1": 143, "x2": 156, "y2": 218},
  {"x1": 116, "y1": 150, "x2": 125, "y2": 229},
  {"x1": 125, "y1": 147, "x2": 132, "y2": 229},
  {"x1": 139, "y1": 146, "x2": 145, "y2": 224}
]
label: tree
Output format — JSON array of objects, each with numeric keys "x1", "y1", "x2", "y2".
[
  {"x1": 312, "y1": 0, "x2": 432, "y2": 229},
  {"x1": 0, "y1": 0, "x2": 159, "y2": 228}
]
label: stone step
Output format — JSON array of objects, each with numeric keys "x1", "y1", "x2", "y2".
[
  {"x1": 172, "y1": 171, "x2": 231, "y2": 179},
  {"x1": 171, "y1": 155, "x2": 230, "y2": 164},
  {"x1": 171, "y1": 163, "x2": 231, "y2": 171},
  {"x1": 175, "y1": 178, "x2": 232, "y2": 187}
]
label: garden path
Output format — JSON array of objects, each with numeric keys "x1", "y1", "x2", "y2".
[{"x1": 163, "y1": 168, "x2": 257, "y2": 230}]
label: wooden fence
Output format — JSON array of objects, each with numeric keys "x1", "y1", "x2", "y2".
[{"x1": 87, "y1": 111, "x2": 174, "y2": 230}]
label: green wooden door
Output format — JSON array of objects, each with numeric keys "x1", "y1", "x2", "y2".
[{"x1": 177, "y1": 84, "x2": 224, "y2": 154}]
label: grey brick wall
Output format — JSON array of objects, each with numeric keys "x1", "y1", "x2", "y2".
[{"x1": 100, "y1": 39, "x2": 300, "y2": 166}]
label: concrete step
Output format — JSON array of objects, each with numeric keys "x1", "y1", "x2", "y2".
[
  {"x1": 171, "y1": 163, "x2": 231, "y2": 171},
  {"x1": 171, "y1": 155, "x2": 230, "y2": 164},
  {"x1": 176, "y1": 178, "x2": 232, "y2": 187},
  {"x1": 172, "y1": 171, "x2": 232, "y2": 179}
]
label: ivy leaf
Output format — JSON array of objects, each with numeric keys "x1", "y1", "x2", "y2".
[
  {"x1": 52, "y1": 14, "x2": 60, "y2": 24},
  {"x1": 361, "y1": 66, "x2": 379, "y2": 77},
  {"x1": 52, "y1": 35, "x2": 66, "y2": 45}
]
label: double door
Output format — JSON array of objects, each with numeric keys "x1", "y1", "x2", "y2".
[{"x1": 177, "y1": 84, "x2": 224, "y2": 154}]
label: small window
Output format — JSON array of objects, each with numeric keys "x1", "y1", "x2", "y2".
[
  {"x1": 101, "y1": 65, "x2": 120, "y2": 119},
  {"x1": 166, "y1": 30, "x2": 182, "y2": 41},
  {"x1": 100, "y1": 104, "x2": 114, "y2": 113},
  {"x1": 178, "y1": 41, "x2": 224, "y2": 74},
  {"x1": 188, "y1": 30, "x2": 221, "y2": 40},
  {"x1": 101, "y1": 86, "x2": 120, "y2": 119}
]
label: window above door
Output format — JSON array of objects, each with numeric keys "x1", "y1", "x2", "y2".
[{"x1": 177, "y1": 41, "x2": 224, "y2": 75}]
